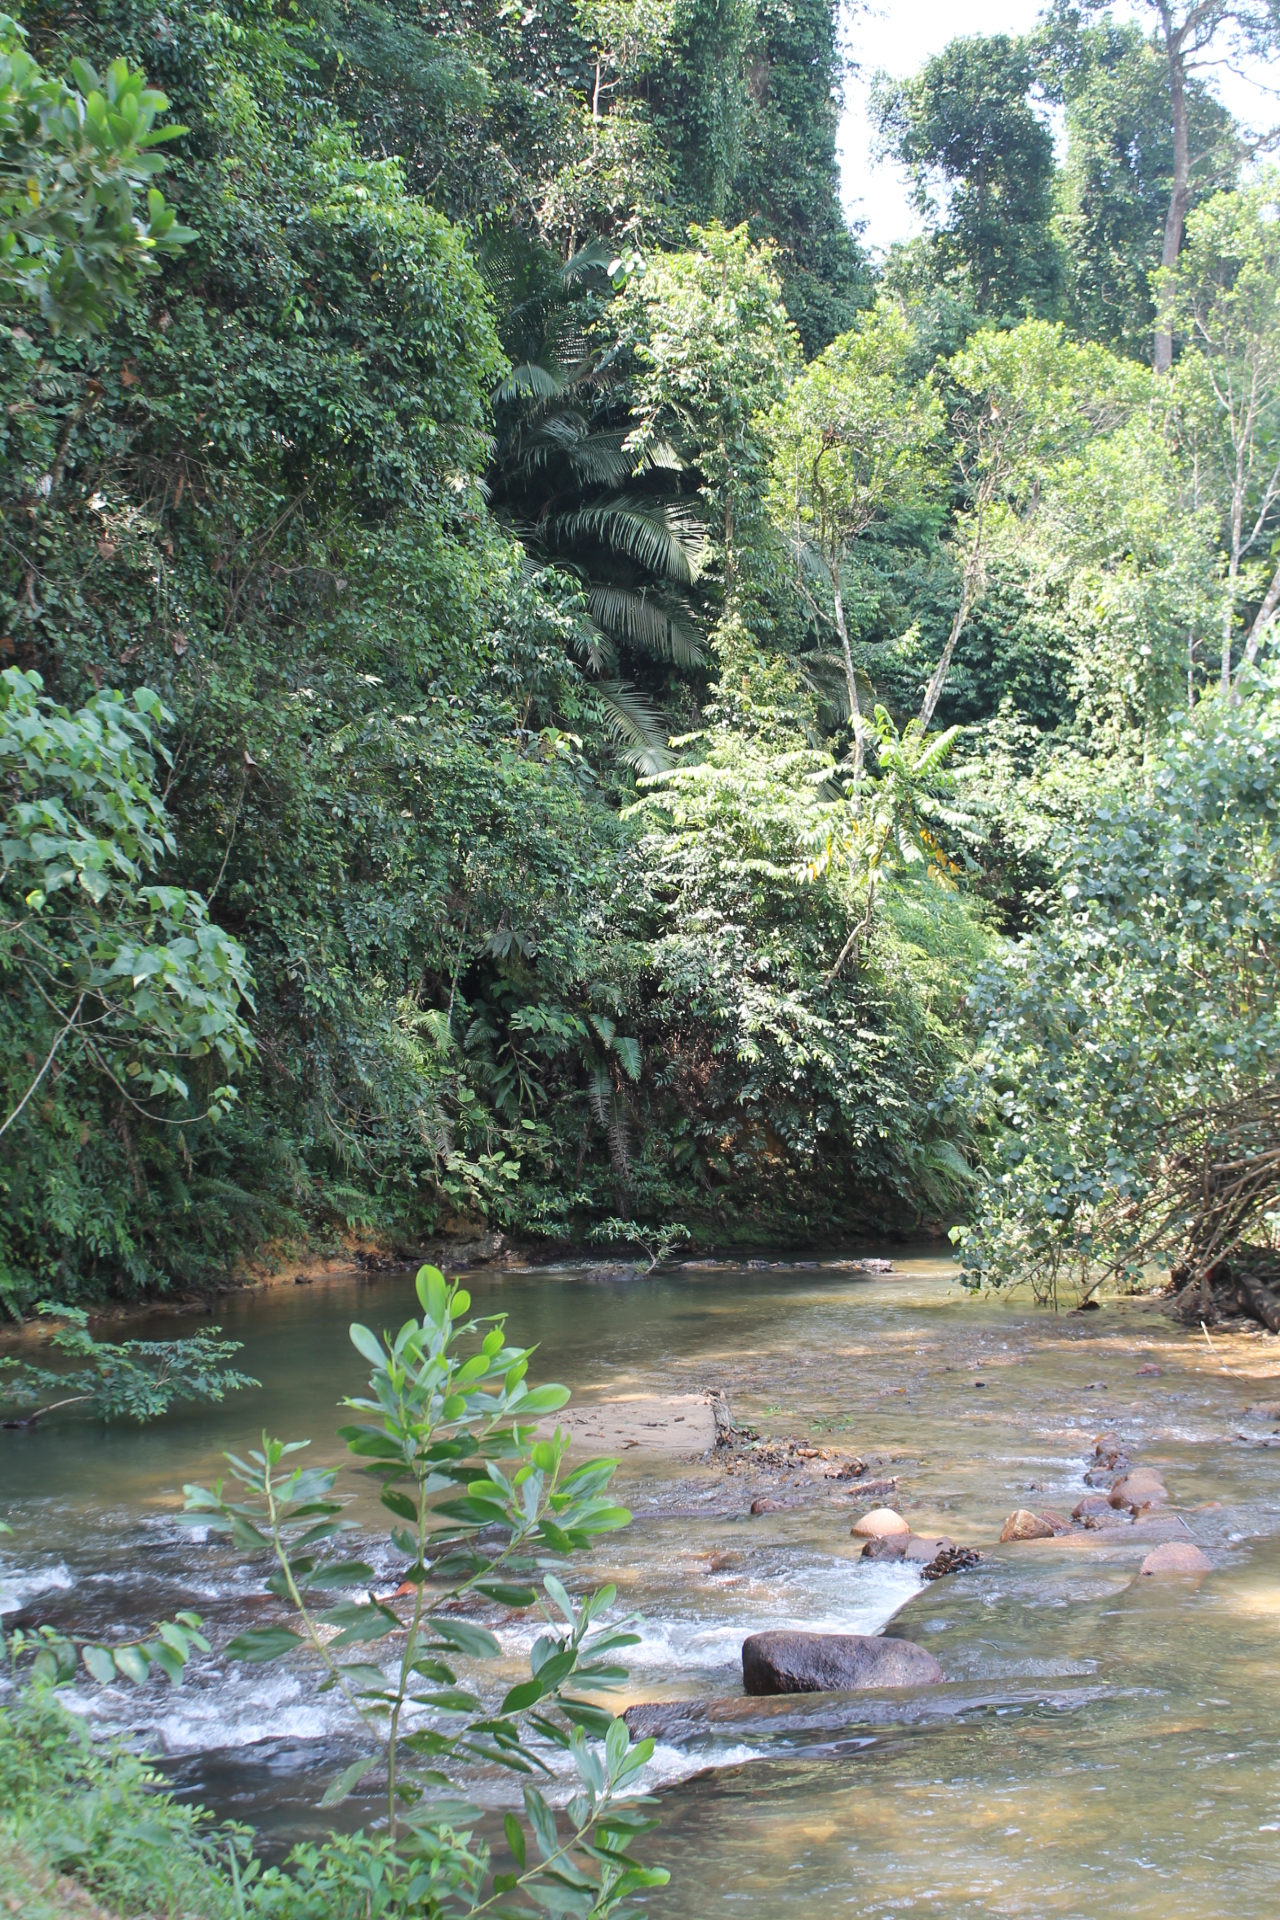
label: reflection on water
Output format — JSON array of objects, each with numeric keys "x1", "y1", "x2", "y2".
[{"x1": 3, "y1": 1250, "x2": 1280, "y2": 1915}]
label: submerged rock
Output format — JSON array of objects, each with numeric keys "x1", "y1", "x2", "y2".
[
  {"x1": 1139, "y1": 1542, "x2": 1212, "y2": 1575},
  {"x1": 742, "y1": 1630, "x2": 944, "y2": 1695},
  {"x1": 903, "y1": 1533, "x2": 955, "y2": 1563},
  {"x1": 1085, "y1": 1434, "x2": 1130, "y2": 1484},
  {"x1": 1000, "y1": 1509, "x2": 1056, "y2": 1542},
  {"x1": 840, "y1": 1475, "x2": 897, "y2": 1500},
  {"x1": 750, "y1": 1496, "x2": 785, "y2": 1515},
  {"x1": 859, "y1": 1535, "x2": 907, "y2": 1562},
  {"x1": 1072, "y1": 1494, "x2": 1114, "y2": 1521},
  {"x1": 850, "y1": 1506, "x2": 909, "y2": 1538}
]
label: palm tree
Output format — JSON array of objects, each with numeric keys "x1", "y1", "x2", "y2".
[{"x1": 479, "y1": 229, "x2": 708, "y2": 770}]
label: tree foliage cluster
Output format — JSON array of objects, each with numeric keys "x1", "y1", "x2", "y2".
[{"x1": 2, "y1": 0, "x2": 1280, "y2": 1314}]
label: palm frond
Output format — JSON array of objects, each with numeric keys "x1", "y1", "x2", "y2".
[
  {"x1": 563, "y1": 435, "x2": 637, "y2": 488},
  {"x1": 551, "y1": 498, "x2": 704, "y2": 585},
  {"x1": 594, "y1": 679, "x2": 673, "y2": 775},
  {"x1": 560, "y1": 238, "x2": 616, "y2": 287},
  {"x1": 588, "y1": 586, "x2": 705, "y2": 667},
  {"x1": 571, "y1": 622, "x2": 618, "y2": 675},
  {"x1": 494, "y1": 361, "x2": 565, "y2": 404}
]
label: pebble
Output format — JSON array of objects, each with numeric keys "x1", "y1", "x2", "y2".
[{"x1": 850, "y1": 1506, "x2": 909, "y2": 1538}]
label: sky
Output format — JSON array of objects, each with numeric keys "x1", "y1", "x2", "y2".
[{"x1": 838, "y1": 0, "x2": 1280, "y2": 253}]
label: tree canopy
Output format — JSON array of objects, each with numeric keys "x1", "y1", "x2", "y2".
[{"x1": 0, "y1": 0, "x2": 1278, "y2": 1323}]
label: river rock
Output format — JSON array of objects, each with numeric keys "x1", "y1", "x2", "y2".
[
  {"x1": 751, "y1": 1496, "x2": 785, "y2": 1514},
  {"x1": 850, "y1": 1506, "x2": 909, "y2": 1538},
  {"x1": 742, "y1": 1630, "x2": 943, "y2": 1695},
  {"x1": 1109, "y1": 1469, "x2": 1168, "y2": 1510},
  {"x1": 1072, "y1": 1494, "x2": 1114, "y2": 1520},
  {"x1": 1085, "y1": 1435, "x2": 1130, "y2": 1484},
  {"x1": 903, "y1": 1533, "x2": 955, "y2": 1562},
  {"x1": 1136, "y1": 1363, "x2": 1164, "y2": 1376},
  {"x1": 1247, "y1": 1402, "x2": 1280, "y2": 1420},
  {"x1": 859, "y1": 1535, "x2": 907, "y2": 1562},
  {"x1": 840, "y1": 1475, "x2": 898, "y2": 1500},
  {"x1": 1139, "y1": 1542, "x2": 1212, "y2": 1575},
  {"x1": 1000, "y1": 1509, "x2": 1056, "y2": 1542}
]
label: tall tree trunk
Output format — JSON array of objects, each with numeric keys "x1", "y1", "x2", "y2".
[
  {"x1": 919, "y1": 523, "x2": 984, "y2": 728},
  {"x1": 1154, "y1": 33, "x2": 1190, "y2": 375},
  {"x1": 1239, "y1": 555, "x2": 1280, "y2": 677},
  {"x1": 829, "y1": 561, "x2": 865, "y2": 786}
]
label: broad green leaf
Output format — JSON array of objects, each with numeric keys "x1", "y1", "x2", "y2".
[
  {"x1": 543, "y1": 1574, "x2": 575, "y2": 1625},
  {"x1": 348, "y1": 1323, "x2": 385, "y2": 1369},
  {"x1": 81, "y1": 1644, "x2": 117, "y2": 1685},
  {"x1": 225, "y1": 1626, "x2": 302, "y2": 1663},
  {"x1": 381, "y1": 1486, "x2": 418, "y2": 1521},
  {"x1": 523, "y1": 1784, "x2": 560, "y2": 1862},
  {"x1": 320, "y1": 1754, "x2": 379, "y2": 1807},
  {"x1": 302, "y1": 1560, "x2": 377, "y2": 1590},
  {"x1": 474, "y1": 1580, "x2": 536, "y2": 1607},
  {"x1": 416, "y1": 1265, "x2": 447, "y2": 1323},
  {"x1": 428, "y1": 1617, "x2": 500, "y2": 1658},
  {"x1": 409, "y1": 1688, "x2": 482, "y2": 1713},
  {"x1": 112, "y1": 1644, "x2": 151, "y2": 1684},
  {"x1": 514, "y1": 1384, "x2": 572, "y2": 1416}
]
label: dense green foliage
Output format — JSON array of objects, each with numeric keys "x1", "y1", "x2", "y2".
[
  {"x1": 0, "y1": 1689, "x2": 248, "y2": 1919},
  {"x1": 1, "y1": 0, "x2": 1278, "y2": 1314},
  {"x1": 958, "y1": 667, "x2": 1280, "y2": 1303}
]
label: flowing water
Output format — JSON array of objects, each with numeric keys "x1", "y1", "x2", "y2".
[{"x1": 3, "y1": 1251, "x2": 1280, "y2": 1917}]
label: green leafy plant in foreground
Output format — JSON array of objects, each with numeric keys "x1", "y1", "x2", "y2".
[
  {"x1": 0, "y1": 1302, "x2": 258, "y2": 1425},
  {"x1": 183, "y1": 1264, "x2": 669, "y2": 1918},
  {"x1": 3, "y1": 1609, "x2": 209, "y2": 1688}
]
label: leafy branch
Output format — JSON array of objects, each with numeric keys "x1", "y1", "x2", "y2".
[{"x1": 182, "y1": 1264, "x2": 670, "y2": 1919}]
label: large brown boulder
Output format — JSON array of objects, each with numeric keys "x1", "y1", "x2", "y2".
[
  {"x1": 741, "y1": 1631, "x2": 943, "y2": 1695},
  {"x1": 1109, "y1": 1469, "x2": 1168, "y2": 1510},
  {"x1": 1000, "y1": 1509, "x2": 1056, "y2": 1542}
]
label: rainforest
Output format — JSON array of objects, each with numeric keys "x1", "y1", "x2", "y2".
[{"x1": 3, "y1": 4, "x2": 1280, "y2": 1914}]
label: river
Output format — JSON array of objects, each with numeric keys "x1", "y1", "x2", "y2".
[{"x1": 3, "y1": 1251, "x2": 1280, "y2": 1917}]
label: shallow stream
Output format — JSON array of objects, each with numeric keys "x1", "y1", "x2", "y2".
[{"x1": 3, "y1": 1252, "x2": 1280, "y2": 1917}]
